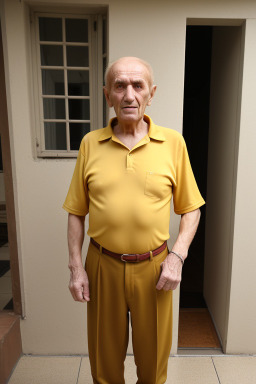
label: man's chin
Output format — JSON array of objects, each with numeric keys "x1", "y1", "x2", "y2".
[{"x1": 118, "y1": 111, "x2": 143, "y2": 122}]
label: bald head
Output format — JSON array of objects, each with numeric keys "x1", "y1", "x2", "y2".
[{"x1": 104, "y1": 57, "x2": 154, "y2": 90}]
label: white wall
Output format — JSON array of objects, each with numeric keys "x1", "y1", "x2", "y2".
[{"x1": 1, "y1": 0, "x2": 256, "y2": 355}]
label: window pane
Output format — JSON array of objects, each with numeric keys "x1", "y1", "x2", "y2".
[
  {"x1": 39, "y1": 17, "x2": 62, "y2": 42},
  {"x1": 68, "y1": 99, "x2": 90, "y2": 120},
  {"x1": 42, "y1": 70, "x2": 64, "y2": 95},
  {"x1": 66, "y1": 19, "x2": 88, "y2": 42},
  {"x1": 68, "y1": 71, "x2": 89, "y2": 96},
  {"x1": 44, "y1": 122, "x2": 66, "y2": 150},
  {"x1": 69, "y1": 123, "x2": 90, "y2": 150},
  {"x1": 40, "y1": 45, "x2": 63, "y2": 66},
  {"x1": 66, "y1": 46, "x2": 89, "y2": 67},
  {"x1": 43, "y1": 98, "x2": 65, "y2": 119}
]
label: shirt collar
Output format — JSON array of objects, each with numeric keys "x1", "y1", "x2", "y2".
[
  {"x1": 98, "y1": 114, "x2": 166, "y2": 142},
  {"x1": 98, "y1": 120, "x2": 114, "y2": 141},
  {"x1": 145, "y1": 115, "x2": 166, "y2": 141}
]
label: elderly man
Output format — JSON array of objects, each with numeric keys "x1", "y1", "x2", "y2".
[{"x1": 63, "y1": 56, "x2": 205, "y2": 384}]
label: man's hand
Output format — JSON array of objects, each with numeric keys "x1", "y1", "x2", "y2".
[
  {"x1": 156, "y1": 252, "x2": 183, "y2": 291},
  {"x1": 156, "y1": 209, "x2": 201, "y2": 291},
  {"x1": 69, "y1": 265, "x2": 90, "y2": 302}
]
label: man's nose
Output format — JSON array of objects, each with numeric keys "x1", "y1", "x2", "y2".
[{"x1": 124, "y1": 85, "x2": 135, "y2": 102}]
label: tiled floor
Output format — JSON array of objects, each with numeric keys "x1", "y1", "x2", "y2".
[{"x1": 7, "y1": 354, "x2": 256, "y2": 383}]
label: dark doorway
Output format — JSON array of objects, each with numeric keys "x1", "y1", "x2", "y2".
[
  {"x1": 179, "y1": 26, "x2": 221, "y2": 350},
  {"x1": 181, "y1": 26, "x2": 212, "y2": 309},
  {"x1": 179, "y1": 23, "x2": 244, "y2": 351}
]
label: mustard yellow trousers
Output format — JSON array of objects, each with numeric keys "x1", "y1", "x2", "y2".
[{"x1": 85, "y1": 242, "x2": 172, "y2": 384}]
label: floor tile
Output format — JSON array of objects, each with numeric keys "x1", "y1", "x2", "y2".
[
  {"x1": 213, "y1": 356, "x2": 256, "y2": 384},
  {"x1": 77, "y1": 357, "x2": 92, "y2": 384},
  {"x1": 9, "y1": 355, "x2": 256, "y2": 384},
  {"x1": 78, "y1": 356, "x2": 219, "y2": 383},
  {"x1": 124, "y1": 355, "x2": 137, "y2": 383},
  {"x1": 8, "y1": 356, "x2": 81, "y2": 384},
  {"x1": 167, "y1": 357, "x2": 219, "y2": 383},
  {"x1": 178, "y1": 348, "x2": 224, "y2": 356}
]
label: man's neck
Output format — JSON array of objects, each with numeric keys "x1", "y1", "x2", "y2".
[{"x1": 112, "y1": 118, "x2": 148, "y2": 150}]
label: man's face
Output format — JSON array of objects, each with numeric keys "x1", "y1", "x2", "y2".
[{"x1": 104, "y1": 58, "x2": 156, "y2": 124}]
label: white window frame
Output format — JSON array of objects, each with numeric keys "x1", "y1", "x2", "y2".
[{"x1": 30, "y1": 9, "x2": 107, "y2": 158}]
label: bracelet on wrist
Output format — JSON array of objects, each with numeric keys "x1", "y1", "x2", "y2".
[{"x1": 170, "y1": 250, "x2": 184, "y2": 265}]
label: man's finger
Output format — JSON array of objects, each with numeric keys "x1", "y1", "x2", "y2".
[
  {"x1": 70, "y1": 289, "x2": 82, "y2": 302},
  {"x1": 70, "y1": 283, "x2": 86, "y2": 302},
  {"x1": 82, "y1": 283, "x2": 90, "y2": 301},
  {"x1": 163, "y1": 283, "x2": 173, "y2": 291},
  {"x1": 156, "y1": 263, "x2": 168, "y2": 290},
  {"x1": 156, "y1": 274, "x2": 167, "y2": 290},
  {"x1": 74, "y1": 286, "x2": 86, "y2": 302}
]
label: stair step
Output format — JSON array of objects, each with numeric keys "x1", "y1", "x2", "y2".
[{"x1": 0, "y1": 311, "x2": 22, "y2": 384}]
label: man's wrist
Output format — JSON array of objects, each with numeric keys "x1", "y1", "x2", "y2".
[
  {"x1": 68, "y1": 260, "x2": 84, "y2": 272},
  {"x1": 169, "y1": 250, "x2": 184, "y2": 265},
  {"x1": 170, "y1": 241, "x2": 188, "y2": 261}
]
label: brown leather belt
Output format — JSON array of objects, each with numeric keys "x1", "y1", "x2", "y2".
[{"x1": 90, "y1": 238, "x2": 167, "y2": 263}]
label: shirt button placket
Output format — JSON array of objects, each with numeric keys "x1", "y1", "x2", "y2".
[{"x1": 127, "y1": 152, "x2": 133, "y2": 170}]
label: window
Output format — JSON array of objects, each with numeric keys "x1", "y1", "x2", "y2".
[{"x1": 31, "y1": 11, "x2": 107, "y2": 157}]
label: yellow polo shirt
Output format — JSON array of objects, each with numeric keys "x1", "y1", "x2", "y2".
[{"x1": 63, "y1": 115, "x2": 205, "y2": 254}]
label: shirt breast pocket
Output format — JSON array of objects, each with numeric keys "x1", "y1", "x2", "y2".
[{"x1": 144, "y1": 172, "x2": 172, "y2": 200}]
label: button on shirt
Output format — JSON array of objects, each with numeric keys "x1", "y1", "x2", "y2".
[{"x1": 63, "y1": 115, "x2": 205, "y2": 254}]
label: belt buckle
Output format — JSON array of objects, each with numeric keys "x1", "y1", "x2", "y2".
[
  {"x1": 121, "y1": 253, "x2": 137, "y2": 262},
  {"x1": 121, "y1": 254, "x2": 130, "y2": 262}
]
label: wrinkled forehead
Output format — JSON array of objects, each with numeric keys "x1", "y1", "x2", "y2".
[
  {"x1": 112, "y1": 71, "x2": 148, "y2": 84},
  {"x1": 109, "y1": 61, "x2": 151, "y2": 86}
]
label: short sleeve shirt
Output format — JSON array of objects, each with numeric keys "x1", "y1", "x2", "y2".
[{"x1": 63, "y1": 115, "x2": 205, "y2": 254}]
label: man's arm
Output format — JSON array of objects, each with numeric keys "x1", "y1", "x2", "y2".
[
  {"x1": 156, "y1": 208, "x2": 201, "y2": 291},
  {"x1": 68, "y1": 213, "x2": 90, "y2": 302}
]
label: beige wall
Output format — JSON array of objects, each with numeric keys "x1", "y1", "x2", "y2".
[
  {"x1": 1, "y1": 0, "x2": 256, "y2": 355},
  {"x1": 204, "y1": 26, "x2": 244, "y2": 351},
  {"x1": 226, "y1": 19, "x2": 256, "y2": 354}
]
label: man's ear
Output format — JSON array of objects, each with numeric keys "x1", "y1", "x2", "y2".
[
  {"x1": 103, "y1": 86, "x2": 113, "y2": 107},
  {"x1": 147, "y1": 85, "x2": 157, "y2": 106}
]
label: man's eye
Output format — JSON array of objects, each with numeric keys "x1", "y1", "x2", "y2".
[{"x1": 134, "y1": 84, "x2": 142, "y2": 89}]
